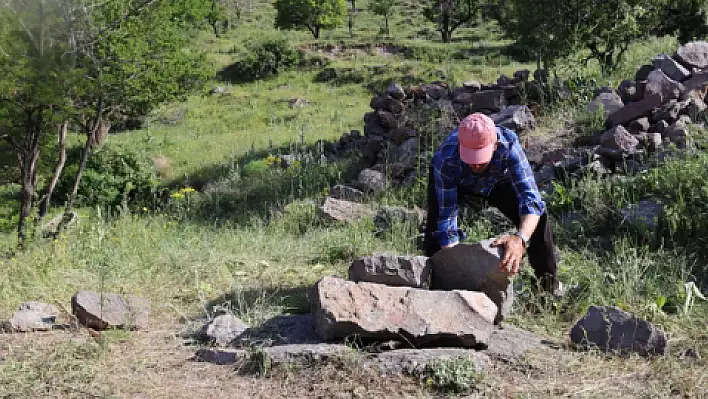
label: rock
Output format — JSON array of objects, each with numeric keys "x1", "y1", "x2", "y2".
[
  {"x1": 349, "y1": 254, "x2": 431, "y2": 288},
  {"x1": 376, "y1": 110, "x2": 399, "y2": 129},
  {"x1": 363, "y1": 112, "x2": 388, "y2": 136},
  {"x1": 463, "y1": 81, "x2": 482, "y2": 91},
  {"x1": 600, "y1": 125, "x2": 639, "y2": 153},
  {"x1": 391, "y1": 138, "x2": 419, "y2": 167},
  {"x1": 513, "y1": 69, "x2": 530, "y2": 82},
  {"x1": 653, "y1": 54, "x2": 691, "y2": 82},
  {"x1": 370, "y1": 95, "x2": 404, "y2": 114},
  {"x1": 71, "y1": 291, "x2": 150, "y2": 330},
  {"x1": 420, "y1": 83, "x2": 449, "y2": 100},
  {"x1": 470, "y1": 90, "x2": 507, "y2": 113},
  {"x1": 650, "y1": 120, "x2": 670, "y2": 134},
  {"x1": 318, "y1": 197, "x2": 373, "y2": 223},
  {"x1": 635, "y1": 64, "x2": 654, "y2": 82},
  {"x1": 209, "y1": 86, "x2": 225, "y2": 95},
  {"x1": 372, "y1": 349, "x2": 490, "y2": 376},
  {"x1": 497, "y1": 74, "x2": 513, "y2": 85},
  {"x1": 194, "y1": 344, "x2": 350, "y2": 366},
  {"x1": 675, "y1": 41, "x2": 708, "y2": 69},
  {"x1": 643, "y1": 133, "x2": 663, "y2": 151},
  {"x1": 328, "y1": 185, "x2": 364, "y2": 202},
  {"x1": 18, "y1": 301, "x2": 59, "y2": 316},
  {"x1": 201, "y1": 314, "x2": 248, "y2": 347},
  {"x1": 310, "y1": 276, "x2": 497, "y2": 347},
  {"x1": 288, "y1": 98, "x2": 310, "y2": 108},
  {"x1": 685, "y1": 96, "x2": 707, "y2": 117},
  {"x1": 490, "y1": 105, "x2": 536, "y2": 132},
  {"x1": 570, "y1": 306, "x2": 667, "y2": 356},
  {"x1": 680, "y1": 71, "x2": 708, "y2": 101},
  {"x1": 355, "y1": 168, "x2": 386, "y2": 192},
  {"x1": 6, "y1": 310, "x2": 55, "y2": 332},
  {"x1": 386, "y1": 82, "x2": 406, "y2": 100},
  {"x1": 588, "y1": 92, "x2": 625, "y2": 118},
  {"x1": 645, "y1": 70, "x2": 685, "y2": 102},
  {"x1": 620, "y1": 199, "x2": 663, "y2": 231},
  {"x1": 452, "y1": 91, "x2": 475, "y2": 104},
  {"x1": 607, "y1": 93, "x2": 663, "y2": 127},
  {"x1": 628, "y1": 117, "x2": 651, "y2": 133},
  {"x1": 374, "y1": 205, "x2": 426, "y2": 233},
  {"x1": 389, "y1": 127, "x2": 416, "y2": 146},
  {"x1": 652, "y1": 99, "x2": 687, "y2": 124},
  {"x1": 429, "y1": 240, "x2": 513, "y2": 324},
  {"x1": 618, "y1": 80, "x2": 638, "y2": 103}
]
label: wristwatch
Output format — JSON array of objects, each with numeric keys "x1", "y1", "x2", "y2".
[{"x1": 514, "y1": 231, "x2": 530, "y2": 248}]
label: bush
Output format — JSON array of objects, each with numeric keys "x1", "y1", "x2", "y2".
[
  {"x1": 55, "y1": 145, "x2": 158, "y2": 209},
  {"x1": 219, "y1": 35, "x2": 300, "y2": 82},
  {"x1": 421, "y1": 356, "x2": 483, "y2": 394}
]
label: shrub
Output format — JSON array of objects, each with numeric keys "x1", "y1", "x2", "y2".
[
  {"x1": 219, "y1": 35, "x2": 300, "y2": 82},
  {"x1": 421, "y1": 356, "x2": 483, "y2": 394},
  {"x1": 55, "y1": 145, "x2": 158, "y2": 209}
]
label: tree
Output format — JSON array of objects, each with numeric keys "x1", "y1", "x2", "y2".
[
  {"x1": 648, "y1": 0, "x2": 708, "y2": 44},
  {"x1": 504, "y1": 0, "x2": 648, "y2": 74},
  {"x1": 369, "y1": 0, "x2": 395, "y2": 35},
  {"x1": 274, "y1": 0, "x2": 347, "y2": 39},
  {"x1": 1, "y1": 0, "x2": 211, "y2": 244},
  {"x1": 0, "y1": 0, "x2": 75, "y2": 244},
  {"x1": 207, "y1": 0, "x2": 245, "y2": 37},
  {"x1": 424, "y1": 0, "x2": 481, "y2": 43}
]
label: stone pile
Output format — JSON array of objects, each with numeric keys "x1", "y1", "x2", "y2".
[
  {"x1": 310, "y1": 240, "x2": 515, "y2": 347},
  {"x1": 576, "y1": 41, "x2": 708, "y2": 175}
]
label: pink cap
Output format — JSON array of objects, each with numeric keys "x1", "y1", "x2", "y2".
[{"x1": 458, "y1": 113, "x2": 497, "y2": 165}]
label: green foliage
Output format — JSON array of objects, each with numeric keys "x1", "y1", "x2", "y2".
[
  {"x1": 506, "y1": 0, "x2": 649, "y2": 73},
  {"x1": 423, "y1": 0, "x2": 482, "y2": 43},
  {"x1": 369, "y1": 0, "x2": 395, "y2": 35},
  {"x1": 647, "y1": 0, "x2": 708, "y2": 44},
  {"x1": 274, "y1": 0, "x2": 347, "y2": 39},
  {"x1": 221, "y1": 35, "x2": 300, "y2": 82},
  {"x1": 54, "y1": 145, "x2": 158, "y2": 209},
  {"x1": 421, "y1": 356, "x2": 483, "y2": 394}
]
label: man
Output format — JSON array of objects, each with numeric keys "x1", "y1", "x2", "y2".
[{"x1": 424, "y1": 113, "x2": 561, "y2": 295}]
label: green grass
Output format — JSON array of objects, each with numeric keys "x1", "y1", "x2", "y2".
[{"x1": 1, "y1": 2, "x2": 707, "y2": 396}]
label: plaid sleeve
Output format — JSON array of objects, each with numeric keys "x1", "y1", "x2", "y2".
[
  {"x1": 432, "y1": 154, "x2": 461, "y2": 247},
  {"x1": 507, "y1": 139, "x2": 545, "y2": 216}
]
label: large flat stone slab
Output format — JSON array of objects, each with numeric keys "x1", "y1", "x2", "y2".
[
  {"x1": 429, "y1": 240, "x2": 513, "y2": 323},
  {"x1": 310, "y1": 276, "x2": 497, "y2": 347}
]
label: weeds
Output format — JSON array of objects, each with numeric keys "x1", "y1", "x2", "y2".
[{"x1": 420, "y1": 356, "x2": 483, "y2": 394}]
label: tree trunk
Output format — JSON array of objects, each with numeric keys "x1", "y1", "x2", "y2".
[
  {"x1": 441, "y1": 13, "x2": 451, "y2": 43},
  {"x1": 17, "y1": 109, "x2": 43, "y2": 246},
  {"x1": 38, "y1": 121, "x2": 68, "y2": 222},
  {"x1": 385, "y1": 16, "x2": 389, "y2": 35},
  {"x1": 313, "y1": 26, "x2": 320, "y2": 39},
  {"x1": 63, "y1": 100, "x2": 103, "y2": 220}
]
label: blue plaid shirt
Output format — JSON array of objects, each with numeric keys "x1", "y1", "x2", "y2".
[{"x1": 431, "y1": 126, "x2": 545, "y2": 246}]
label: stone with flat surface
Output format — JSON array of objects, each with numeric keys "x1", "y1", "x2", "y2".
[
  {"x1": 310, "y1": 276, "x2": 496, "y2": 347},
  {"x1": 349, "y1": 254, "x2": 431, "y2": 288},
  {"x1": 429, "y1": 241, "x2": 513, "y2": 323}
]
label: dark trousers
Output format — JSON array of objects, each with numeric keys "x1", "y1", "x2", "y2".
[{"x1": 424, "y1": 167, "x2": 559, "y2": 292}]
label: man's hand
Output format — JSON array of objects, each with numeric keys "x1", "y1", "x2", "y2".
[{"x1": 492, "y1": 235, "x2": 525, "y2": 275}]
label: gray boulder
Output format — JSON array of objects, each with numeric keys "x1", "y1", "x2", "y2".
[
  {"x1": 349, "y1": 254, "x2": 431, "y2": 288},
  {"x1": 635, "y1": 64, "x2": 654, "y2": 81},
  {"x1": 617, "y1": 80, "x2": 638, "y2": 104},
  {"x1": 513, "y1": 69, "x2": 530, "y2": 82},
  {"x1": 370, "y1": 94, "x2": 404, "y2": 114},
  {"x1": 645, "y1": 70, "x2": 685, "y2": 102},
  {"x1": 310, "y1": 276, "x2": 496, "y2": 347},
  {"x1": 71, "y1": 291, "x2": 150, "y2": 330},
  {"x1": 680, "y1": 71, "x2": 708, "y2": 101},
  {"x1": 675, "y1": 41, "x2": 708, "y2": 69},
  {"x1": 628, "y1": 117, "x2": 650, "y2": 133},
  {"x1": 4, "y1": 302, "x2": 60, "y2": 332},
  {"x1": 374, "y1": 205, "x2": 426, "y2": 233},
  {"x1": 318, "y1": 197, "x2": 373, "y2": 223},
  {"x1": 607, "y1": 93, "x2": 663, "y2": 127},
  {"x1": 355, "y1": 168, "x2": 386, "y2": 192},
  {"x1": 328, "y1": 185, "x2": 364, "y2": 202},
  {"x1": 470, "y1": 90, "x2": 507, "y2": 113},
  {"x1": 588, "y1": 92, "x2": 625, "y2": 118},
  {"x1": 201, "y1": 314, "x2": 248, "y2": 347},
  {"x1": 652, "y1": 54, "x2": 691, "y2": 82},
  {"x1": 429, "y1": 240, "x2": 513, "y2": 324},
  {"x1": 386, "y1": 82, "x2": 406, "y2": 100},
  {"x1": 600, "y1": 125, "x2": 639, "y2": 153},
  {"x1": 491, "y1": 105, "x2": 536, "y2": 132},
  {"x1": 570, "y1": 306, "x2": 667, "y2": 356}
]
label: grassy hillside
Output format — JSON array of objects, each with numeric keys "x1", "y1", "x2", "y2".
[{"x1": 0, "y1": 1, "x2": 706, "y2": 396}]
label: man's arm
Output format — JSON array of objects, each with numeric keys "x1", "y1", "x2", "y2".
[{"x1": 494, "y1": 134, "x2": 545, "y2": 274}]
